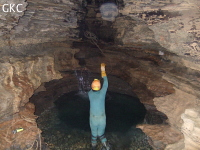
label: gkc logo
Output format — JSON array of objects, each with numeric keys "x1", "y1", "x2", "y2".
[{"x1": 2, "y1": 4, "x2": 23, "y2": 12}]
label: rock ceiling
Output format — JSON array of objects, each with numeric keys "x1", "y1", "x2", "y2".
[{"x1": 0, "y1": 0, "x2": 200, "y2": 149}]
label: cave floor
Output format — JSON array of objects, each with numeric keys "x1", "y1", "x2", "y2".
[{"x1": 37, "y1": 91, "x2": 153, "y2": 150}]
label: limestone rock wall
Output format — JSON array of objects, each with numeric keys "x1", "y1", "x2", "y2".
[
  {"x1": 134, "y1": 54, "x2": 200, "y2": 149},
  {"x1": 114, "y1": 1, "x2": 200, "y2": 149},
  {"x1": 0, "y1": 0, "x2": 200, "y2": 149},
  {"x1": 101, "y1": 35, "x2": 200, "y2": 149},
  {"x1": 0, "y1": 56, "x2": 61, "y2": 149},
  {"x1": 181, "y1": 108, "x2": 200, "y2": 150},
  {"x1": 0, "y1": 102, "x2": 45, "y2": 150},
  {"x1": 0, "y1": 56, "x2": 61, "y2": 119},
  {"x1": 0, "y1": 0, "x2": 27, "y2": 36},
  {"x1": 0, "y1": 0, "x2": 84, "y2": 56},
  {"x1": 118, "y1": 0, "x2": 200, "y2": 61},
  {"x1": 54, "y1": 47, "x2": 80, "y2": 71},
  {"x1": 154, "y1": 88, "x2": 197, "y2": 131},
  {"x1": 137, "y1": 124, "x2": 184, "y2": 150}
]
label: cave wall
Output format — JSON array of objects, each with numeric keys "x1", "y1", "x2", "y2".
[
  {"x1": 0, "y1": 56, "x2": 62, "y2": 120},
  {"x1": 0, "y1": 56, "x2": 62, "y2": 149},
  {"x1": 119, "y1": 0, "x2": 200, "y2": 61},
  {"x1": 114, "y1": 1, "x2": 200, "y2": 149},
  {"x1": 0, "y1": 0, "x2": 83, "y2": 56},
  {"x1": 0, "y1": 0, "x2": 200, "y2": 149},
  {"x1": 30, "y1": 72, "x2": 137, "y2": 115}
]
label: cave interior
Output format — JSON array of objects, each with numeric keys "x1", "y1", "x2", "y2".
[{"x1": 0, "y1": 0, "x2": 200, "y2": 150}]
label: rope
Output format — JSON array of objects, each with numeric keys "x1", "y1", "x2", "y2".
[
  {"x1": 84, "y1": 31, "x2": 113, "y2": 75},
  {"x1": 84, "y1": 31, "x2": 98, "y2": 42},
  {"x1": 4, "y1": 115, "x2": 42, "y2": 150},
  {"x1": 84, "y1": 31, "x2": 105, "y2": 55}
]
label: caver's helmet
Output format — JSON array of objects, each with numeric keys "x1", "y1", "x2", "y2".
[{"x1": 91, "y1": 79, "x2": 101, "y2": 91}]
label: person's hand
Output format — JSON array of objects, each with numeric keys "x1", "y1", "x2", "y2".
[{"x1": 101, "y1": 63, "x2": 106, "y2": 72}]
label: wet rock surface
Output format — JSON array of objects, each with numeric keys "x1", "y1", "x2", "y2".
[
  {"x1": 35, "y1": 91, "x2": 153, "y2": 150},
  {"x1": 37, "y1": 108, "x2": 153, "y2": 150},
  {"x1": 0, "y1": 0, "x2": 200, "y2": 149},
  {"x1": 0, "y1": 103, "x2": 41, "y2": 150}
]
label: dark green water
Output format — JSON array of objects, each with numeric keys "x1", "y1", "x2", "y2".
[
  {"x1": 54, "y1": 91, "x2": 146, "y2": 133},
  {"x1": 37, "y1": 91, "x2": 153, "y2": 149}
]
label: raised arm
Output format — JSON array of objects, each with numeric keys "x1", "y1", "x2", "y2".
[{"x1": 101, "y1": 63, "x2": 108, "y2": 92}]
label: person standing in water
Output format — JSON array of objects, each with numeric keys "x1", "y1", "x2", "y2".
[{"x1": 88, "y1": 63, "x2": 111, "y2": 150}]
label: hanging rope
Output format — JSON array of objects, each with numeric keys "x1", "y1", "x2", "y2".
[
  {"x1": 84, "y1": 31, "x2": 105, "y2": 55},
  {"x1": 84, "y1": 31, "x2": 113, "y2": 75},
  {"x1": 4, "y1": 115, "x2": 42, "y2": 150}
]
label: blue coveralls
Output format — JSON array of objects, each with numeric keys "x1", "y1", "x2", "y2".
[{"x1": 88, "y1": 76, "x2": 108, "y2": 144}]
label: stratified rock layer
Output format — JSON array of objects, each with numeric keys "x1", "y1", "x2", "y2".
[
  {"x1": 0, "y1": 0, "x2": 199, "y2": 149},
  {"x1": 137, "y1": 124, "x2": 184, "y2": 150},
  {"x1": 0, "y1": 0, "x2": 83, "y2": 56},
  {"x1": 181, "y1": 108, "x2": 200, "y2": 150},
  {"x1": 0, "y1": 56, "x2": 61, "y2": 149},
  {"x1": 0, "y1": 56, "x2": 61, "y2": 119}
]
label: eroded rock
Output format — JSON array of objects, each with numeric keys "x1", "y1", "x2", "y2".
[
  {"x1": 181, "y1": 108, "x2": 200, "y2": 150},
  {"x1": 0, "y1": 56, "x2": 61, "y2": 119},
  {"x1": 0, "y1": 102, "x2": 41, "y2": 150},
  {"x1": 137, "y1": 124, "x2": 184, "y2": 150}
]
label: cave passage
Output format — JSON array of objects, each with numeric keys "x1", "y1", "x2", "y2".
[
  {"x1": 55, "y1": 91, "x2": 146, "y2": 132},
  {"x1": 37, "y1": 91, "x2": 153, "y2": 149}
]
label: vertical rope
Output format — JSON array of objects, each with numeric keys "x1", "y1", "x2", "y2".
[{"x1": 84, "y1": 31, "x2": 113, "y2": 75}]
